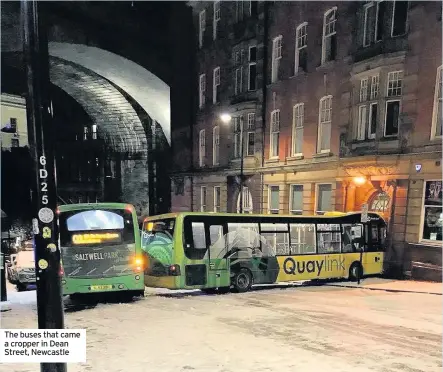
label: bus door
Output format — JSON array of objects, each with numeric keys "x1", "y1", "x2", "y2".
[
  {"x1": 206, "y1": 222, "x2": 230, "y2": 288},
  {"x1": 365, "y1": 221, "x2": 384, "y2": 275}
]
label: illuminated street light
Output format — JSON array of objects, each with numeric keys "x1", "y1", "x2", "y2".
[
  {"x1": 353, "y1": 176, "x2": 366, "y2": 186},
  {"x1": 220, "y1": 113, "x2": 232, "y2": 124}
]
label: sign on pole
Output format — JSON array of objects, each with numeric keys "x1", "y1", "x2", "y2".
[{"x1": 361, "y1": 203, "x2": 369, "y2": 223}]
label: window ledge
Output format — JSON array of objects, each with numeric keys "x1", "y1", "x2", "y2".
[
  {"x1": 313, "y1": 152, "x2": 332, "y2": 158},
  {"x1": 286, "y1": 155, "x2": 304, "y2": 161},
  {"x1": 289, "y1": 71, "x2": 307, "y2": 79},
  {"x1": 417, "y1": 240, "x2": 442, "y2": 247},
  {"x1": 266, "y1": 157, "x2": 280, "y2": 164},
  {"x1": 316, "y1": 60, "x2": 336, "y2": 71}
]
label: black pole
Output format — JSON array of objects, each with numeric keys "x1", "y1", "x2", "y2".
[
  {"x1": 1, "y1": 220, "x2": 7, "y2": 302},
  {"x1": 239, "y1": 118, "x2": 244, "y2": 214},
  {"x1": 21, "y1": 2, "x2": 67, "y2": 372}
]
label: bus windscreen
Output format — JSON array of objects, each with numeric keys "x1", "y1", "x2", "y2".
[{"x1": 59, "y1": 209, "x2": 136, "y2": 278}]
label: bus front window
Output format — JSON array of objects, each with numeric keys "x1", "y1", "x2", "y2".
[{"x1": 141, "y1": 219, "x2": 175, "y2": 271}]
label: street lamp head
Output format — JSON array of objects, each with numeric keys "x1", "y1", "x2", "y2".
[{"x1": 220, "y1": 113, "x2": 232, "y2": 124}]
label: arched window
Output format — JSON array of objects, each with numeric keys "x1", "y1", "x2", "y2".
[{"x1": 369, "y1": 191, "x2": 390, "y2": 213}]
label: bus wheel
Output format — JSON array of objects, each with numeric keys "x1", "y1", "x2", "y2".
[
  {"x1": 349, "y1": 262, "x2": 363, "y2": 282},
  {"x1": 232, "y1": 268, "x2": 252, "y2": 293}
]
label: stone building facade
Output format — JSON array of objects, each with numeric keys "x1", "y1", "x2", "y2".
[{"x1": 172, "y1": 1, "x2": 442, "y2": 280}]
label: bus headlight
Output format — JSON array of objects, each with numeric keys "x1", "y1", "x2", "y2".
[
  {"x1": 118, "y1": 284, "x2": 124, "y2": 289},
  {"x1": 168, "y1": 264, "x2": 181, "y2": 276},
  {"x1": 135, "y1": 275, "x2": 140, "y2": 280}
]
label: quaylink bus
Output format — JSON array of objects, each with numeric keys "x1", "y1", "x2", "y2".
[
  {"x1": 140, "y1": 211, "x2": 387, "y2": 293},
  {"x1": 58, "y1": 203, "x2": 145, "y2": 298}
]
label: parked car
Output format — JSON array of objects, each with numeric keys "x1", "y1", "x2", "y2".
[
  {"x1": 14, "y1": 249, "x2": 36, "y2": 291},
  {"x1": 6, "y1": 253, "x2": 18, "y2": 284}
]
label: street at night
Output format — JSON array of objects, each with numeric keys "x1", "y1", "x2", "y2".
[
  {"x1": 1, "y1": 1, "x2": 442, "y2": 371},
  {"x1": 2, "y1": 279, "x2": 442, "y2": 372}
]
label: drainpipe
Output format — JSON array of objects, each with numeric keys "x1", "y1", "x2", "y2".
[
  {"x1": 260, "y1": 1, "x2": 270, "y2": 213},
  {"x1": 387, "y1": 179, "x2": 398, "y2": 277}
]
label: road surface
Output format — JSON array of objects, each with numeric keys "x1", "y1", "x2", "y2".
[{"x1": 1, "y1": 279, "x2": 442, "y2": 372}]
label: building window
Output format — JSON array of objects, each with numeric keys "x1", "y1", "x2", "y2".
[
  {"x1": 213, "y1": 126, "x2": 220, "y2": 165},
  {"x1": 247, "y1": 113, "x2": 255, "y2": 156},
  {"x1": 268, "y1": 185, "x2": 280, "y2": 214},
  {"x1": 233, "y1": 116, "x2": 243, "y2": 159},
  {"x1": 11, "y1": 138, "x2": 19, "y2": 148},
  {"x1": 363, "y1": 1, "x2": 385, "y2": 46},
  {"x1": 370, "y1": 192, "x2": 390, "y2": 213},
  {"x1": 200, "y1": 186, "x2": 207, "y2": 212},
  {"x1": 322, "y1": 7, "x2": 337, "y2": 64},
  {"x1": 247, "y1": 113, "x2": 255, "y2": 130},
  {"x1": 295, "y1": 22, "x2": 308, "y2": 74},
  {"x1": 237, "y1": 186, "x2": 253, "y2": 214},
  {"x1": 368, "y1": 102, "x2": 378, "y2": 139},
  {"x1": 213, "y1": 67, "x2": 220, "y2": 104},
  {"x1": 385, "y1": 100, "x2": 400, "y2": 137},
  {"x1": 355, "y1": 75, "x2": 379, "y2": 140},
  {"x1": 292, "y1": 103, "x2": 304, "y2": 156},
  {"x1": 199, "y1": 74, "x2": 206, "y2": 108},
  {"x1": 249, "y1": 0, "x2": 258, "y2": 16},
  {"x1": 234, "y1": 67, "x2": 243, "y2": 95},
  {"x1": 10, "y1": 118, "x2": 17, "y2": 132},
  {"x1": 387, "y1": 71, "x2": 403, "y2": 97},
  {"x1": 422, "y1": 180, "x2": 442, "y2": 242},
  {"x1": 213, "y1": 1, "x2": 221, "y2": 40},
  {"x1": 290, "y1": 185, "x2": 303, "y2": 215},
  {"x1": 83, "y1": 126, "x2": 89, "y2": 140},
  {"x1": 318, "y1": 96, "x2": 332, "y2": 153},
  {"x1": 270, "y1": 110, "x2": 280, "y2": 158},
  {"x1": 214, "y1": 186, "x2": 221, "y2": 212},
  {"x1": 384, "y1": 71, "x2": 403, "y2": 137},
  {"x1": 360, "y1": 78, "x2": 368, "y2": 102},
  {"x1": 316, "y1": 184, "x2": 332, "y2": 214},
  {"x1": 431, "y1": 66, "x2": 442, "y2": 139},
  {"x1": 247, "y1": 132, "x2": 255, "y2": 156},
  {"x1": 199, "y1": 129, "x2": 206, "y2": 167},
  {"x1": 199, "y1": 10, "x2": 206, "y2": 48},
  {"x1": 391, "y1": 1, "x2": 408, "y2": 37},
  {"x1": 271, "y1": 36, "x2": 282, "y2": 83},
  {"x1": 92, "y1": 124, "x2": 97, "y2": 140},
  {"x1": 248, "y1": 46, "x2": 257, "y2": 91},
  {"x1": 236, "y1": 1, "x2": 244, "y2": 23},
  {"x1": 370, "y1": 75, "x2": 380, "y2": 100},
  {"x1": 356, "y1": 105, "x2": 368, "y2": 141}
]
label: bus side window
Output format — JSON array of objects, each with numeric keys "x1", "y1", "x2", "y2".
[
  {"x1": 187, "y1": 222, "x2": 207, "y2": 260},
  {"x1": 209, "y1": 225, "x2": 226, "y2": 259}
]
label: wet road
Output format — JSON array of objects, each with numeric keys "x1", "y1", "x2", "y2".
[{"x1": 1, "y1": 281, "x2": 442, "y2": 372}]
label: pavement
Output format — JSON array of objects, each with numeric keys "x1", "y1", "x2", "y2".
[
  {"x1": 323, "y1": 277, "x2": 443, "y2": 295},
  {"x1": 1, "y1": 278, "x2": 442, "y2": 372}
]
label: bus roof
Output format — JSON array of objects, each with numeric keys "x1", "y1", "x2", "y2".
[
  {"x1": 143, "y1": 211, "x2": 385, "y2": 222},
  {"x1": 58, "y1": 202, "x2": 134, "y2": 213}
]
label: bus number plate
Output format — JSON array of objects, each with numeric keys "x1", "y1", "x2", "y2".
[{"x1": 91, "y1": 285, "x2": 113, "y2": 291}]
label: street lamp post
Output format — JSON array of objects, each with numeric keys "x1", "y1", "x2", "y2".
[
  {"x1": 220, "y1": 113, "x2": 244, "y2": 214},
  {"x1": 238, "y1": 117, "x2": 244, "y2": 214}
]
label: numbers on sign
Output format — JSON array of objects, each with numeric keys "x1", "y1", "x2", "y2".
[
  {"x1": 41, "y1": 182, "x2": 48, "y2": 192},
  {"x1": 39, "y1": 156, "x2": 46, "y2": 166},
  {"x1": 42, "y1": 195, "x2": 48, "y2": 205}
]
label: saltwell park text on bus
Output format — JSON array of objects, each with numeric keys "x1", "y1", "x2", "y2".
[
  {"x1": 140, "y1": 212, "x2": 387, "y2": 293},
  {"x1": 57, "y1": 203, "x2": 144, "y2": 297}
]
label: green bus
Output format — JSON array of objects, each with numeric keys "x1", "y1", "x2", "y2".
[
  {"x1": 58, "y1": 203, "x2": 145, "y2": 297},
  {"x1": 141, "y1": 212, "x2": 387, "y2": 293}
]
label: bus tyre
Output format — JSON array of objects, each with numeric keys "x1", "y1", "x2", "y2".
[
  {"x1": 232, "y1": 268, "x2": 252, "y2": 293},
  {"x1": 349, "y1": 262, "x2": 363, "y2": 282}
]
